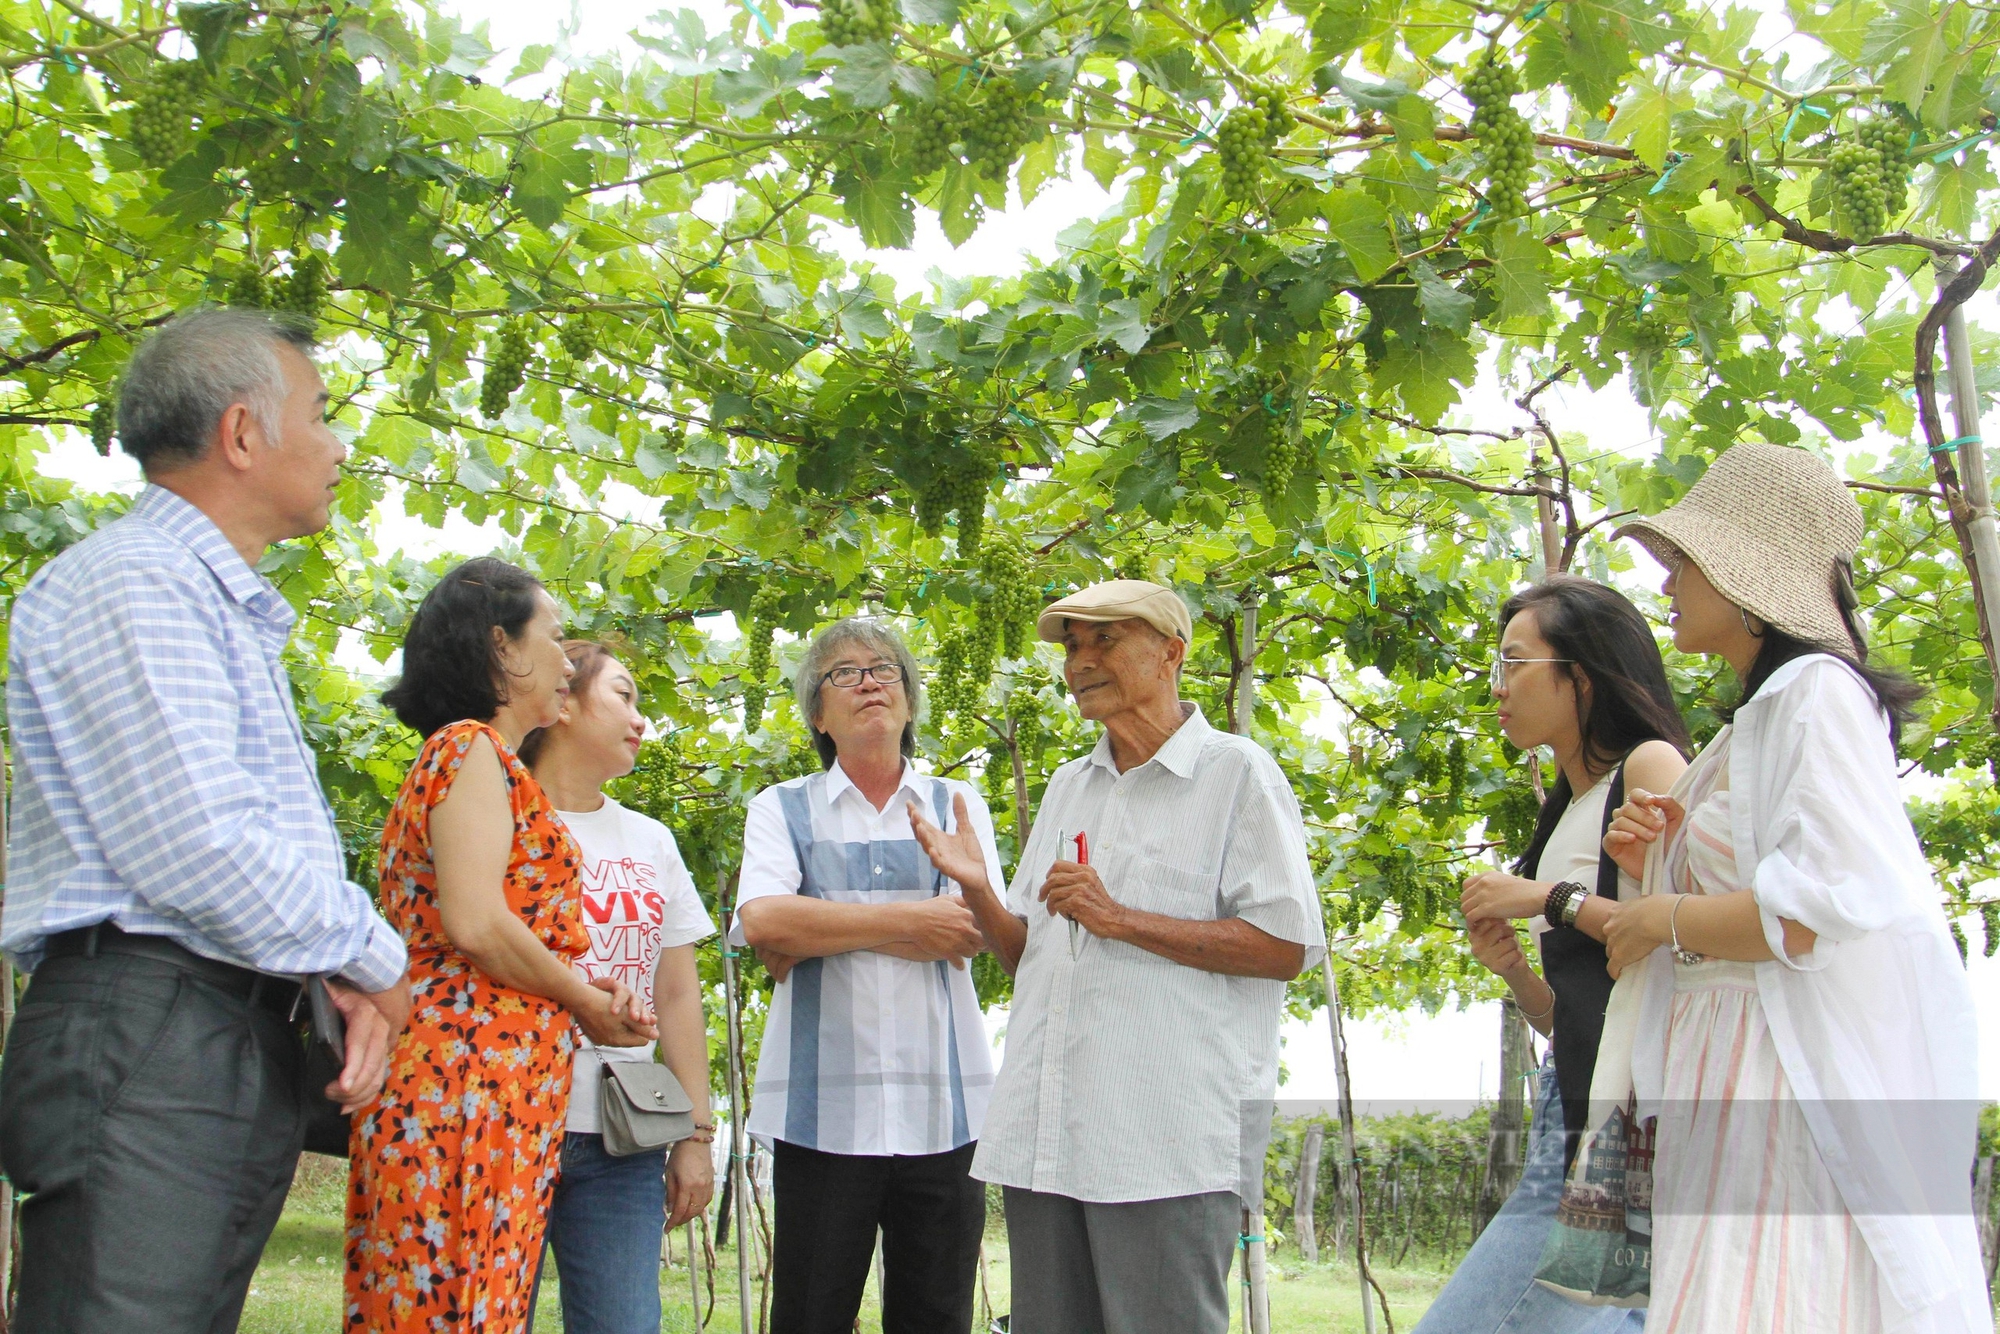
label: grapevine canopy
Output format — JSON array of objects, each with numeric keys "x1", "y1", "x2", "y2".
[{"x1": 3, "y1": 0, "x2": 1999, "y2": 1014}]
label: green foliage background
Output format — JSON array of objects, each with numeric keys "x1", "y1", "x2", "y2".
[{"x1": 4, "y1": 0, "x2": 1999, "y2": 1084}]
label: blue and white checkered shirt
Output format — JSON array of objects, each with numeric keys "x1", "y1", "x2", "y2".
[{"x1": 3, "y1": 485, "x2": 407, "y2": 991}]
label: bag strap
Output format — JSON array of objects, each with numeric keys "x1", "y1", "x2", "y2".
[{"x1": 1594, "y1": 762, "x2": 1626, "y2": 899}]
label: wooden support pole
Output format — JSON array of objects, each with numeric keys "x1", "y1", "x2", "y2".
[
  {"x1": 719, "y1": 876, "x2": 755, "y2": 1334},
  {"x1": 1294, "y1": 1122, "x2": 1324, "y2": 1264}
]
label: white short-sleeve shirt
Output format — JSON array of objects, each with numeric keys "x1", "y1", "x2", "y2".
[
  {"x1": 971, "y1": 704, "x2": 1327, "y2": 1204},
  {"x1": 733, "y1": 760, "x2": 1003, "y2": 1156},
  {"x1": 556, "y1": 796, "x2": 714, "y2": 1135}
]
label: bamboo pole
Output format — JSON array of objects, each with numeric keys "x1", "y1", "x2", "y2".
[
  {"x1": 1323, "y1": 954, "x2": 1386, "y2": 1334},
  {"x1": 1228, "y1": 612, "x2": 1270, "y2": 1334},
  {"x1": 1942, "y1": 300, "x2": 2000, "y2": 662},
  {"x1": 719, "y1": 876, "x2": 754, "y2": 1334}
]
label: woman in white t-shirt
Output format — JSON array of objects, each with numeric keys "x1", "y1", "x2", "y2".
[{"x1": 520, "y1": 641, "x2": 716, "y2": 1334}]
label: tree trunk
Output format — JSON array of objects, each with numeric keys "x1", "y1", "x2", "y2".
[
  {"x1": 1478, "y1": 999, "x2": 1532, "y2": 1227},
  {"x1": 1294, "y1": 1123, "x2": 1324, "y2": 1263}
]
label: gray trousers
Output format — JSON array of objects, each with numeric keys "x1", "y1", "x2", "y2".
[
  {"x1": 1002, "y1": 1186, "x2": 1239, "y2": 1334},
  {"x1": 0, "y1": 937, "x2": 309, "y2": 1334}
]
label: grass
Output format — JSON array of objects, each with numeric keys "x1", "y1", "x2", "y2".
[{"x1": 242, "y1": 1155, "x2": 1448, "y2": 1333}]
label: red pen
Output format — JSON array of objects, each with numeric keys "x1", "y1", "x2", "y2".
[{"x1": 1068, "y1": 832, "x2": 1088, "y2": 956}]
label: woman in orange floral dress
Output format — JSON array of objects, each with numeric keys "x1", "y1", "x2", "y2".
[{"x1": 348, "y1": 559, "x2": 657, "y2": 1332}]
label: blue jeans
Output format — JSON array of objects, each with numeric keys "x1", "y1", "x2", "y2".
[
  {"x1": 1412, "y1": 1059, "x2": 1646, "y2": 1334},
  {"x1": 527, "y1": 1132, "x2": 667, "y2": 1334}
]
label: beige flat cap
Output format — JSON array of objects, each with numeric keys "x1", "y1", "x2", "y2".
[
  {"x1": 1036, "y1": 579, "x2": 1194, "y2": 644},
  {"x1": 1613, "y1": 442, "x2": 1863, "y2": 656}
]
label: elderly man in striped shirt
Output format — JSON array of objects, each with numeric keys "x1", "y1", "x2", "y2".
[
  {"x1": 911, "y1": 579, "x2": 1326, "y2": 1334},
  {"x1": 1, "y1": 309, "x2": 410, "y2": 1333}
]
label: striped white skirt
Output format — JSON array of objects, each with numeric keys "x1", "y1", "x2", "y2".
[{"x1": 1647, "y1": 961, "x2": 1890, "y2": 1333}]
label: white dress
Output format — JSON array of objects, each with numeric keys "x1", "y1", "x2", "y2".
[{"x1": 1647, "y1": 731, "x2": 1892, "y2": 1331}]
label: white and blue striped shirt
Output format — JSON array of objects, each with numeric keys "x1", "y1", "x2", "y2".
[
  {"x1": 734, "y1": 761, "x2": 1003, "y2": 1156},
  {"x1": 3, "y1": 485, "x2": 407, "y2": 991}
]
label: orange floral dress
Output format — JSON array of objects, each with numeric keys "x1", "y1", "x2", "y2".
[{"x1": 346, "y1": 720, "x2": 586, "y2": 1333}]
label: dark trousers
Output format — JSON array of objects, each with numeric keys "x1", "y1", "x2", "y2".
[
  {"x1": 0, "y1": 930, "x2": 309, "y2": 1334},
  {"x1": 769, "y1": 1138, "x2": 985, "y2": 1334},
  {"x1": 1001, "y1": 1186, "x2": 1240, "y2": 1334}
]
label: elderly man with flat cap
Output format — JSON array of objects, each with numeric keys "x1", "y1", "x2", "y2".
[{"x1": 909, "y1": 579, "x2": 1325, "y2": 1334}]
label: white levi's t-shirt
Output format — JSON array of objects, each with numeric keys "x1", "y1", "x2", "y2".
[{"x1": 555, "y1": 796, "x2": 714, "y2": 1135}]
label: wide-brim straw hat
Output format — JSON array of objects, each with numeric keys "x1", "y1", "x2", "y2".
[
  {"x1": 1612, "y1": 442, "x2": 1863, "y2": 656},
  {"x1": 1036, "y1": 579, "x2": 1194, "y2": 643}
]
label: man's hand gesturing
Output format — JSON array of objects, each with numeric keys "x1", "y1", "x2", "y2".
[{"x1": 906, "y1": 794, "x2": 992, "y2": 896}]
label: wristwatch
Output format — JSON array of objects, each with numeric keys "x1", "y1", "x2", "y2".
[{"x1": 1542, "y1": 881, "x2": 1589, "y2": 928}]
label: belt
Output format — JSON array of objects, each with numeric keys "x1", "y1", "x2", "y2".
[{"x1": 43, "y1": 923, "x2": 305, "y2": 1019}]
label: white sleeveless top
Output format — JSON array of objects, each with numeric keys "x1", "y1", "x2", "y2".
[{"x1": 1529, "y1": 770, "x2": 1615, "y2": 942}]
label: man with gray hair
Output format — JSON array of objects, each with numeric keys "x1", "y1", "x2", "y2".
[
  {"x1": 1, "y1": 308, "x2": 410, "y2": 1333},
  {"x1": 909, "y1": 579, "x2": 1326, "y2": 1334},
  {"x1": 733, "y1": 616, "x2": 1002, "y2": 1334}
]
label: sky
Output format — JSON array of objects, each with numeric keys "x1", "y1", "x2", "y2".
[{"x1": 32, "y1": 0, "x2": 2000, "y2": 1102}]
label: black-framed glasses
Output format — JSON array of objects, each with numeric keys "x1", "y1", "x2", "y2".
[
  {"x1": 1490, "y1": 655, "x2": 1574, "y2": 693},
  {"x1": 822, "y1": 663, "x2": 906, "y2": 688}
]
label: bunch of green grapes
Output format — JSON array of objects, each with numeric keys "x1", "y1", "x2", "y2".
[
  {"x1": 914, "y1": 450, "x2": 990, "y2": 548},
  {"x1": 1628, "y1": 303, "x2": 1673, "y2": 350},
  {"x1": 964, "y1": 80, "x2": 1032, "y2": 180},
  {"x1": 89, "y1": 399, "x2": 116, "y2": 456},
  {"x1": 915, "y1": 472, "x2": 954, "y2": 537},
  {"x1": 909, "y1": 97, "x2": 965, "y2": 177},
  {"x1": 1463, "y1": 55, "x2": 1534, "y2": 218},
  {"x1": 244, "y1": 151, "x2": 294, "y2": 200},
  {"x1": 983, "y1": 742, "x2": 1012, "y2": 808},
  {"x1": 741, "y1": 581, "x2": 785, "y2": 726},
  {"x1": 225, "y1": 263, "x2": 268, "y2": 309},
  {"x1": 961, "y1": 615, "x2": 1000, "y2": 715},
  {"x1": 931, "y1": 625, "x2": 969, "y2": 720},
  {"x1": 820, "y1": 0, "x2": 895, "y2": 46},
  {"x1": 558, "y1": 316, "x2": 596, "y2": 363},
  {"x1": 1829, "y1": 120, "x2": 1908, "y2": 239},
  {"x1": 130, "y1": 61, "x2": 206, "y2": 168},
  {"x1": 480, "y1": 321, "x2": 534, "y2": 418},
  {"x1": 979, "y1": 537, "x2": 1038, "y2": 657},
  {"x1": 1951, "y1": 919, "x2": 1969, "y2": 963},
  {"x1": 277, "y1": 254, "x2": 328, "y2": 323},
  {"x1": 1445, "y1": 736, "x2": 1468, "y2": 807},
  {"x1": 1264, "y1": 428, "x2": 1300, "y2": 501},
  {"x1": 1215, "y1": 105, "x2": 1270, "y2": 199}
]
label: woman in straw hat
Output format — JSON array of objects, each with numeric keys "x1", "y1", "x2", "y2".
[{"x1": 1599, "y1": 443, "x2": 1988, "y2": 1332}]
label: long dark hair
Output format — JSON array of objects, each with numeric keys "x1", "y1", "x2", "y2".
[
  {"x1": 1500, "y1": 576, "x2": 1693, "y2": 876},
  {"x1": 1722, "y1": 556, "x2": 1923, "y2": 742},
  {"x1": 382, "y1": 558, "x2": 546, "y2": 738}
]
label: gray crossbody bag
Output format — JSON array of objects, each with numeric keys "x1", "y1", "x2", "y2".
[{"x1": 599, "y1": 1059, "x2": 696, "y2": 1156}]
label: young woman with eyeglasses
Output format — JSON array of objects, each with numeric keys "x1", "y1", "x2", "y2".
[{"x1": 1415, "y1": 575, "x2": 1690, "y2": 1334}]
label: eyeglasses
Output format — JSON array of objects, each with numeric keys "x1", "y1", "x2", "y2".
[
  {"x1": 1490, "y1": 655, "x2": 1574, "y2": 693},
  {"x1": 822, "y1": 663, "x2": 906, "y2": 689}
]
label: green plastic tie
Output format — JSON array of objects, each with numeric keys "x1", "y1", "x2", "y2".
[
  {"x1": 1647, "y1": 151, "x2": 1688, "y2": 195},
  {"x1": 1522, "y1": 0, "x2": 1551, "y2": 19},
  {"x1": 1410, "y1": 149, "x2": 1436, "y2": 171},
  {"x1": 1934, "y1": 435, "x2": 1979, "y2": 456}
]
